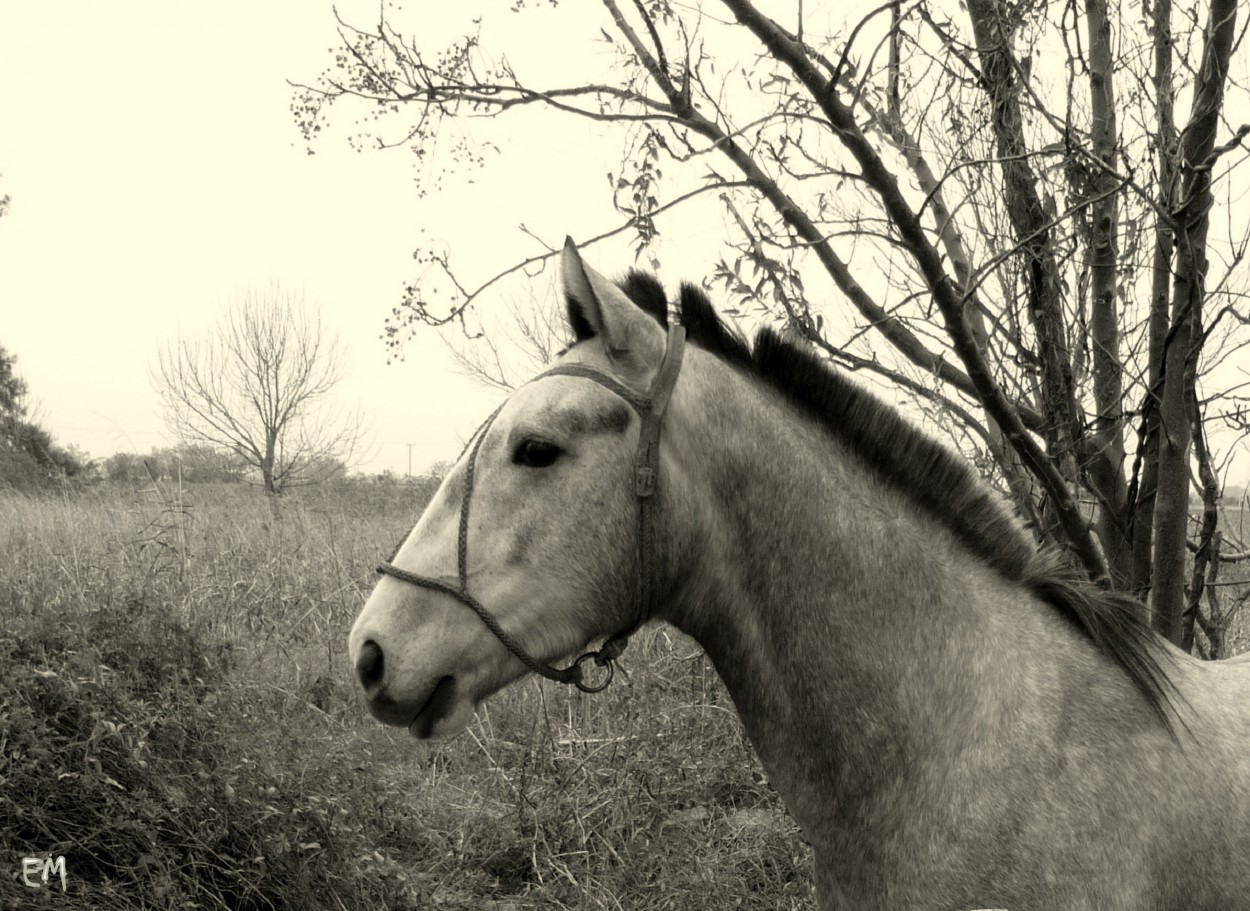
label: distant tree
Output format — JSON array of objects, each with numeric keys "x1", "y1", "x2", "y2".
[
  {"x1": 0, "y1": 345, "x2": 86, "y2": 487},
  {"x1": 103, "y1": 451, "x2": 144, "y2": 483},
  {"x1": 153, "y1": 286, "x2": 364, "y2": 496},
  {"x1": 11, "y1": 423, "x2": 85, "y2": 475},
  {"x1": 104, "y1": 446, "x2": 250, "y2": 485},
  {"x1": 154, "y1": 444, "x2": 248, "y2": 483},
  {"x1": 0, "y1": 345, "x2": 28, "y2": 423}
]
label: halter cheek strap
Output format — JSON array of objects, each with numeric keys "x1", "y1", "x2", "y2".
[{"x1": 376, "y1": 323, "x2": 686, "y2": 693}]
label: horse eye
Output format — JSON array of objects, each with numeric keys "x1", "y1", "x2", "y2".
[{"x1": 513, "y1": 439, "x2": 563, "y2": 468}]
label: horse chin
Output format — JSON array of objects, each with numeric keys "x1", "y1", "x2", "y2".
[{"x1": 408, "y1": 675, "x2": 477, "y2": 740}]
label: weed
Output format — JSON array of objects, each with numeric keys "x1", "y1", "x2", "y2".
[{"x1": 1, "y1": 482, "x2": 815, "y2": 909}]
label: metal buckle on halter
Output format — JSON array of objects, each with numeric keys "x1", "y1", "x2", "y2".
[{"x1": 636, "y1": 464, "x2": 656, "y2": 497}]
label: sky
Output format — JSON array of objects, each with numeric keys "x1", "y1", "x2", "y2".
[
  {"x1": 1, "y1": 2, "x2": 1246, "y2": 486},
  {"x1": 0, "y1": 1, "x2": 653, "y2": 476}
]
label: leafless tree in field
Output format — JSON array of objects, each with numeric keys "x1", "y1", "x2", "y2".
[
  {"x1": 438, "y1": 287, "x2": 569, "y2": 390},
  {"x1": 154, "y1": 286, "x2": 364, "y2": 496},
  {"x1": 292, "y1": 0, "x2": 1250, "y2": 653}
]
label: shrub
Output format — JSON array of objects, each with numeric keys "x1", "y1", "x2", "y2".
[{"x1": 1, "y1": 594, "x2": 424, "y2": 910}]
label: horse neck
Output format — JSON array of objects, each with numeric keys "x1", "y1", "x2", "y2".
[{"x1": 657, "y1": 366, "x2": 1063, "y2": 845}]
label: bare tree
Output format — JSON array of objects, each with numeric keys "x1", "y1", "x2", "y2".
[
  {"x1": 154, "y1": 286, "x2": 363, "y2": 496},
  {"x1": 438, "y1": 288, "x2": 570, "y2": 390},
  {"x1": 293, "y1": 0, "x2": 1250, "y2": 652}
]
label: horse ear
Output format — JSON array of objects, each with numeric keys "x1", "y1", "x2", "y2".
[{"x1": 561, "y1": 238, "x2": 664, "y2": 371}]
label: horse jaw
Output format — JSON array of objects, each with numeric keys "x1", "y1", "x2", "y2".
[{"x1": 407, "y1": 675, "x2": 478, "y2": 740}]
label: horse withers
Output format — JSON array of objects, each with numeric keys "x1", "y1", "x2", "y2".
[{"x1": 349, "y1": 239, "x2": 1250, "y2": 910}]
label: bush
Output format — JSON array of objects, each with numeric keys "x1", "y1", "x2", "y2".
[{"x1": 1, "y1": 595, "x2": 423, "y2": 910}]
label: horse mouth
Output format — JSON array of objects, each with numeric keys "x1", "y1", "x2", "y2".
[{"x1": 409, "y1": 675, "x2": 461, "y2": 739}]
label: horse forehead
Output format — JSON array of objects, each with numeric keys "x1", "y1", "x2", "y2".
[{"x1": 499, "y1": 373, "x2": 636, "y2": 435}]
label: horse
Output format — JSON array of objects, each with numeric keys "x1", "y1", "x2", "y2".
[{"x1": 348, "y1": 239, "x2": 1250, "y2": 910}]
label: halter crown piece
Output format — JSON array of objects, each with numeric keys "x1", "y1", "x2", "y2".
[{"x1": 376, "y1": 320, "x2": 686, "y2": 693}]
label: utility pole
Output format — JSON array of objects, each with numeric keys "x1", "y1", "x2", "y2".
[{"x1": 407, "y1": 443, "x2": 414, "y2": 477}]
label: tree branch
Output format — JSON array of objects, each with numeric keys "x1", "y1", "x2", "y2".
[{"x1": 719, "y1": 0, "x2": 1112, "y2": 581}]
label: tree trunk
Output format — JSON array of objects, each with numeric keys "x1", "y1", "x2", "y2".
[
  {"x1": 1083, "y1": 0, "x2": 1131, "y2": 586},
  {"x1": 1150, "y1": 0, "x2": 1238, "y2": 643},
  {"x1": 1183, "y1": 405, "x2": 1221, "y2": 651},
  {"x1": 1130, "y1": 0, "x2": 1177, "y2": 601},
  {"x1": 261, "y1": 437, "x2": 278, "y2": 496},
  {"x1": 963, "y1": 0, "x2": 1083, "y2": 543}
]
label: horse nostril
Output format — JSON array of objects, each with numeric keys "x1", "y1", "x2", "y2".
[{"x1": 356, "y1": 640, "x2": 385, "y2": 694}]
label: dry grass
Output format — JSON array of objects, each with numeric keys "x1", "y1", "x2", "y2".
[{"x1": 0, "y1": 479, "x2": 813, "y2": 910}]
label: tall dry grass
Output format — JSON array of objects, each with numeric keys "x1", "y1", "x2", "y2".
[{"x1": 1, "y1": 479, "x2": 812, "y2": 910}]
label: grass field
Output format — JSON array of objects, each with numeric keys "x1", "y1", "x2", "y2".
[{"x1": 1, "y1": 479, "x2": 813, "y2": 910}]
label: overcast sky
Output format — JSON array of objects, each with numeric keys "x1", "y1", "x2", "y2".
[
  {"x1": 2, "y1": 2, "x2": 1246, "y2": 487},
  {"x1": 0, "y1": 1, "x2": 659, "y2": 476}
]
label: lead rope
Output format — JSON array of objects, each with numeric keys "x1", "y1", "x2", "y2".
[{"x1": 377, "y1": 323, "x2": 686, "y2": 694}]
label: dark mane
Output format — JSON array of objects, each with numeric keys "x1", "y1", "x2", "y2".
[{"x1": 616, "y1": 270, "x2": 1177, "y2": 731}]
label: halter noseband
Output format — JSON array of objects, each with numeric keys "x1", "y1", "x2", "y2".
[{"x1": 376, "y1": 322, "x2": 686, "y2": 693}]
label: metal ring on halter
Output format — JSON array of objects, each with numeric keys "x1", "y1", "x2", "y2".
[{"x1": 571, "y1": 651, "x2": 616, "y2": 693}]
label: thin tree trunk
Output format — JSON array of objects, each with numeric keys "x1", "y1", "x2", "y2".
[
  {"x1": 962, "y1": 0, "x2": 1083, "y2": 508},
  {"x1": 1197, "y1": 531, "x2": 1226, "y2": 658},
  {"x1": 1182, "y1": 399, "x2": 1221, "y2": 652},
  {"x1": 1150, "y1": 0, "x2": 1238, "y2": 644},
  {"x1": 1083, "y1": 0, "x2": 1131, "y2": 585},
  {"x1": 1130, "y1": 0, "x2": 1177, "y2": 600},
  {"x1": 261, "y1": 437, "x2": 278, "y2": 496}
]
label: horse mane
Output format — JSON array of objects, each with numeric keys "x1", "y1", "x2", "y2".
[{"x1": 613, "y1": 270, "x2": 1178, "y2": 731}]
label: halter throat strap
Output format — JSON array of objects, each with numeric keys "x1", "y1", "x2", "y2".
[{"x1": 377, "y1": 322, "x2": 686, "y2": 693}]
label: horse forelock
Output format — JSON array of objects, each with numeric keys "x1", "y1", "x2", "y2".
[
  {"x1": 617, "y1": 272, "x2": 753, "y2": 369},
  {"x1": 617, "y1": 271, "x2": 669, "y2": 325},
  {"x1": 611, "y1": 271, "x2": 1178, "y2": 732}
]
